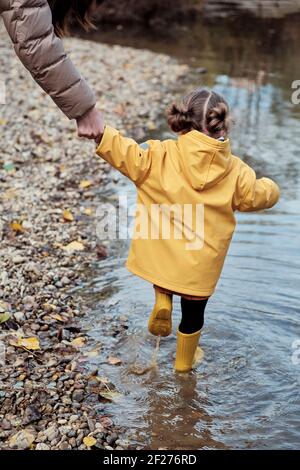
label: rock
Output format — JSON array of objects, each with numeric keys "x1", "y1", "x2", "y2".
[
  {"x1": 87, "y1": 418, "x2": 95, "y2": 432},
  {"x1": 23, "y1": 404, "x2": 41, "y2": 425},
  {"x1": 9, "y1": 430, "x2": 35, "y2": 450},
  {"x1": 1, "y1": 419, "x2": 11, "y2": 430},
  {"x1": 106, "y1": 433, "x2": 118, "y2": 446},
  {"x1": 59, "y1": 441, "x2": 71, "y2": 450},
  {"x1": 14, "y1": 311, "x2": 25, "y2": 323},
  {"x1": 44, "y1": 425, "x2": 59, "y2": 442},
  {"x1": 36, "y1": 443, "x2": 50, "y2": 450},
  {"x1": 61, "y1": 276, "x2": 71, "y2": 286},
  {"x1": 22, "y1": 296, "x2": 37, "y2": 311},
  {"x1": 72, "y1": 390, "x2": 85, "y2": 403},
  {"x1": 12, "y1": 255, "x2": 26, "y2": 264}
]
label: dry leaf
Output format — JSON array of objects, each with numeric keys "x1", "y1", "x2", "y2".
[
  {"x1": 10, "y1": 221, "x2": 24, "y2": 233},
  {"x1": 11, "y1": 336, "x2": 40, "y2": 351},
  {"x1": 84, "y1": 207, "x2": 93, "y2": 216},
  {"x1": 99, "y1": 390, "x2": 122, "y2": 401},
  {"x1": 79, "y1": 180, "x2": 92, "y2": 189},
  {"x1": 107, "y1": 356, "x2": 122, "y2": 366},
  {"x1": 51, "y1": 313, "x2": 64, "y2": 322},
  {"x1": 63, "y1": 209, "x2": 74, "y2": 222},
  {"x1": 71, "y1": 337, "x2": 86, "y2": 348},
  {"x1": 43, "y1": 303, "x2": 57, "y2": 312},
  {"x1": 63, "y1": 241, "x2": 85, "y2": 252},
  {"x1": 83, "y1": 436, "x2": 97, "y2": 448}
]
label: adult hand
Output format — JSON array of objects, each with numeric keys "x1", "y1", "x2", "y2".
[{"x1": 76, "y1": 106, "x2": 105, "y2": 141}]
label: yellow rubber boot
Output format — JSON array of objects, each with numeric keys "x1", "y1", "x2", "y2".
[
  {"x1": 175, "y1": 329, "x2": 202, "y2": 372},
  {"x1": 148, "y1": 290, "x2": 173, "y2": 337}
]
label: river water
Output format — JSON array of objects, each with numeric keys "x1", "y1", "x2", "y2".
[{"x1": 76, "y1": 13, "x2": 300, "y2": 449}]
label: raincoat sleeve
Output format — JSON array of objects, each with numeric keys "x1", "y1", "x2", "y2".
[
  {"x1": 0, "y1": 0, "x2": 96, "y2": 119},
  {"x1": 96, "y1": 126, "x2": 155, "y2": 186},
  {"x1": 233, "y1": 161, "x2": 280, "y2": 212}
]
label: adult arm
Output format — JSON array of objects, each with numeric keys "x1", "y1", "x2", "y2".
[{"x1": 0, "y1": 0, "x2": 96, "y2": 120}]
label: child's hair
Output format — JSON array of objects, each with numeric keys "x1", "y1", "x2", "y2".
[{"x1": 167, "y1": 88, "x2": 231, "y2": 138}]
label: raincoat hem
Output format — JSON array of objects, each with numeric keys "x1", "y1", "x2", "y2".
[{"x1": 126, "y1": 262, "x2": 216, "y2": 297}]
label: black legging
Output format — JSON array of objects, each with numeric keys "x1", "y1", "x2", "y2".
[{"x1": 178, "y1": 297, "x2": 209, "y2": 334}]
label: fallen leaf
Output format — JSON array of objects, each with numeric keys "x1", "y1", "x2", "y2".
[
  {"x1": 107, "y1": 356, "x2": 122, "y2": 366},
  {"x1": 43, "y1": 303, "x2": 57, "y2": 312},
  {"x1": 63, "y1": 209, "x2": 74, "y2": 222},
  {"x1": 51, "y1": 313, "x2": 64, "y2": 322},
  {"x1": 79, "y1": 180, "x2": 93, "y2": 189},
  {"x1": 63, "y1": 241, "x2": 85, "y2": 253},
  {"x1": 84, "y1": 207, "x2": 93, "y2": 216},
  {"x1": 99, "y1": 390, "x2": 122, "y2": 401},
  {"x1": 83, "y1": 436, "x2": 97, "y2": 448},
  {"x1": 10, "y1": 221, "x2": 24, "y2": 233},
  {"x1": 0, "y1": 312, "x2": 11, "y2": 324},
  {"x1": 10, "y1": 336, "x2": 40, "y2": 351},
  {"x1": 71, "y1": 337, "x2": 86, "y2": 348},
  {"x1": 0, "y1": 119, "x2": 7, "y2": 126}
]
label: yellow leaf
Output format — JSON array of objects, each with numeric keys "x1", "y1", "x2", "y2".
[
  {"x1": 79, "y1": 180, "x2": 92, "y2": 189},
  {"x1": 63, "y1": 241, "x2": 85, "y2": 252},
  {"x1": 0, "y1": 119, "x2": 7, "y2": 126},
  {"x1": 71, "y1": 337, "x2": 86, "y2": 348},
  {"x1": 51, "y1": 313, "x2": 64, "y2": 322},
  {"x1": 107, "y1": 356, "x2": 122, "y2": 366},
  {"x1": 11, "y1": 337, "x2": 40, "y2": 351},
  {"x1": 83, "y1": 436, "x2": 97, "y2": 448},
  {"x1": 10, "y1": 221, "x2": 24, "y2": 233},
  {"x1": 84, "y1": 207, "x2": 93, "y2": 216},
  {"x1": 43, "y1": 303, "x2": 57, "y2": 312},
  {"x1": 63, "y1": 209, "x2": 74, "y2": 222}
]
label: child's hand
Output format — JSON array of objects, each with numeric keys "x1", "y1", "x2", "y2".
[{"x1": 76, "y1": 106, "x2": 105, "y2": 141}]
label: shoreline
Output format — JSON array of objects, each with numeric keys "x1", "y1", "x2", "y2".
[{"x1": 0, "y1": 26, "x2": 188, "y2": 450}]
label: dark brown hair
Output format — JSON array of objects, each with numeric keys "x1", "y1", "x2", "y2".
[
  {"x1": 167, "y1": 88, "x2": 232, "y2": 138},
  {"x1": 48, "y1": 0, "x2": 103, "y2": 37}
]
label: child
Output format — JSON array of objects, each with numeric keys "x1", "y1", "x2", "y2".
[{"x1": 96, "y1": 88, "x2": 280, "y2": 373}]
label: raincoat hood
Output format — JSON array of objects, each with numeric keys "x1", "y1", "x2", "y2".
[{"x1": 177, "y1": 130, "x2": 233, "y2": 191}]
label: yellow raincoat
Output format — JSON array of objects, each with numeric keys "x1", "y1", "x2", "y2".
[{"x1": 96, "y1": 126, "x2": 280, "y2": 297}]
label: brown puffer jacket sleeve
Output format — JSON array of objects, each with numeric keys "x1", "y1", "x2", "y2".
[{"x1": 0, "y1": 0, "x2": 96, "y2": 119}]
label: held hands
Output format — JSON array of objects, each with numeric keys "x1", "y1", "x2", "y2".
[{"x1": 76, "y1": 106, "x2": 105, "y2": 144}]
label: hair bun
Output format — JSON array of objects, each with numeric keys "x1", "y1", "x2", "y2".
[
  {"x1": 167, "y1": 103, "x2": 193, "y2": 133},
  {"x1": 206, "y1": 102, "x2": 229, "y2": 135}
]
